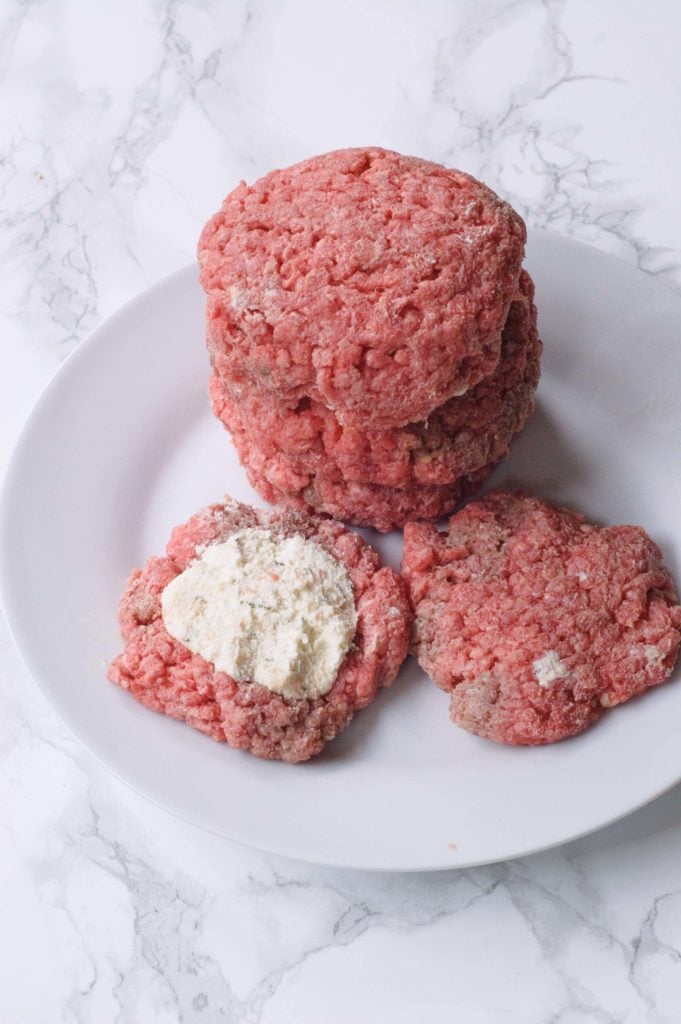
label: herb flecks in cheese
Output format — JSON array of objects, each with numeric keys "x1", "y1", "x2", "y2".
[{"x1": 161, "y1": 529, "x2": 357, "y2": 699}]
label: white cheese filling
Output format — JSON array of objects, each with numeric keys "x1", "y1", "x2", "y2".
[
  {"x1": 161, "y1": 528, "x2": 357, "y2": 700},
  {"x1": 533, "y1": 650, "x2": 569, "y2": 689}
]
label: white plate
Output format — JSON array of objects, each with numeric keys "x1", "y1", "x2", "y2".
[{"x1": 2, "y1": 229, "x2": 681, "y2": 872}]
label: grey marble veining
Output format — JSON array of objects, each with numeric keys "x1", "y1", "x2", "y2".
[{"x1": 3, "y1": 1, "x2": 681, "y2": 1020}]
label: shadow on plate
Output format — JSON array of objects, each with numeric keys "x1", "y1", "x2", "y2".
[
  {"x1": 315, "y1": 655, "x2": 428, "y2": 764},
  {"x1": 489, "y1": 399, "x2": 590, "y2": 503},
  {"x1": 570, "y1": 776, "x2": 681, "y2": 860}
]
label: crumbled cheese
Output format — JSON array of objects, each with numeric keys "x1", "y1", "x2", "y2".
[
  {"x1": 161, "y1": 528, "x2": 357, "y2": 700},
  {"x1": 533, "y1": 650, "x2": 569, "y2": 688},
  {"x1": 643, "y1": 644, "x2": 664, "y2": 668}
]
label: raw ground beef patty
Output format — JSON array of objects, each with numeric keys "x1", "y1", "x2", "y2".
[
  {"x1": 108, "y1": 499, "x2": 411, "y2": 762},
  {"x1": 235, "y1": 459, "x2": 499, "y2": 536},
  {"x1": 212, "y1": 273, "x2": 540, "y2": 532},
  {"x1": 401, "y1": 492, "x2": 681, "y2": 745},
  {"x1": 199, "y1": 147, "x2": 526, "y2": 430},
  {"x1": 211, "y1": 270, "x2": 540, "y2": 491}
]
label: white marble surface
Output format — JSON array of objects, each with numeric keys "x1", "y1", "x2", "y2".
[{"x1": 3, "y1": 1, "x2": 681, "y2": 1019}]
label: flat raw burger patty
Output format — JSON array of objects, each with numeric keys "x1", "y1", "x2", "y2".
[
  {"x1": 199, "y1": 147, "x2": 526, "y2": 430},
  {"x1": 108, "y1": 499, "x2": 411, "y2": 762},
  {"x1": 234, "y1": 454, "x2": 498, "y2": 534},
  {"x1": 402, "y1": 492, "x2": 681, "y2": 744},
  {"x1": 210, "y1": 271, "x2": 540, "y2": 497}
]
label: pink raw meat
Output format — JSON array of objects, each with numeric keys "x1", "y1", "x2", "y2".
[
  {"x1": 108, "y1": 499, "x2": 411, "y2": 762},
  {"x1": 199, "y1": 147, "x2": 526, "y2": 430},
  {"x1": 402, "y1": 491, "x2": 681, "y2": 744}
]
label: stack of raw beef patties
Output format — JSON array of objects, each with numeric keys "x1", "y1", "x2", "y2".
[{"x1": 198, "y1": 148, "x2": 541, "y2": 532}]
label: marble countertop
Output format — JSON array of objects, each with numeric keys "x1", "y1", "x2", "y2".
[{"x1": 3, "y1": 2, "x2": 681, "y2": 1020}]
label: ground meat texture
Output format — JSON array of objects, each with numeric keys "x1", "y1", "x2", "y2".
[
  {"x1": 108, "y1": 499, "x2": 411, "y2": 762},
  {"x1": 210, "y1": 271, "x2": 540, "y2": 499},
  {"x1": 228, "y1": 420, "x2": 499, "y2": 533},
  {"x1": 401, "y1": 492, "x2": 681, "y2": 745},
  {"x1": 199, "y1": 147, "x2": 526, "y2": 430}
]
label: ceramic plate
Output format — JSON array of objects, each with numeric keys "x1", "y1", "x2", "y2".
[{"x1": 2, "y1": 229, "x2": 681, "y2": 871}]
